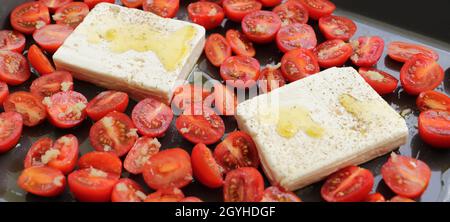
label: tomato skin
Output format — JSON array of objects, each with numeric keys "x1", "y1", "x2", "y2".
[
  {"x1": 145, "y1": 188, "x2": 185, "y2": 202},
  {"x1": 205, "y1": 33, "x2": 232, "y2": 67},
  {"x1": 27, "y1": 44, "x2": 55, "y2": 76},
  {"x1": 416, "y1": 91, "x2": 450, "y2": 112},
  {"x1": 259, "y1": 0, "x2": 282, "y2": 7},
  {"x1": 388, "y1": 41, "x2": 439, "y2": 63},
  {"x1": 223, "y1": 167, "x2": 264, "y2": 202},
  {"x1": 400, "y1": 54, "x2": 444, "y2": 95},
  {"x1": 418, "y1": 110, "x2": 450, "y2": 149},
  {"x1": 53, "y1": 2, "x2": 90, "y2": 29},
  {"x1": 45, "y1": 91, "x2": 88, "y2": 129},
  {"x1": 0, "y1": 50, "x2": 31, "y2": 85},
  {"x1": 124, "y1": 136, "x2": 161, "y2": 174},
  {"x1": 10, "y1": 2, "x2": 51, "y2": 35},
  {"x1": 280, "y1": 48, "x2": 320, "y2": 82},
  {"x1": 84, "y1": 0, "x2": 115, "y2": 9},
  {"x1": 176, "y1": 107, "x2": 225, "y2": 145},
  {"x1": 318, "y1": 15, "x2": 357, "y2": 41},
  {"x1": 78, "y1": 151, "x2": 122, "y2": 176},
  {"x1": 18, "y1": 166, "x2": 66, "y2": 197},
  {"x1": 187, "y1": 2, "x2": 225, "y2": 30},
  {"x1": 111, "y1": 178, "x2": 146, "y2": 202},
  {"x1": 358, "y1": 67, "x2": 398, "y2": 95},
  {"x1": 258, "y1": 66, "x2": 285, "y2": 93},
  {"x1": 3, "y1": 91, "x2": 47, "y2": 127},
  {"x1": 276, "y1": 23, "x2": 317, "y2": 52},
  {"x1": 132, "y1": 98, "x2": 173, "y2": 138},
  {"x1": 241, "y1": 11, "x2": 282, "y2": 44},
  {"x1": 313, "y1": 39, "x2": 353, "y2": 68},
  {"x1": 143, "y1": 0, "x2": 180, "y2": 18},
  {"x1": 68, "y1": 168, "x2": 118, "y2": 202},
  {"x1": 273, "y1": 1, "x2": 309, "y2": 26},
  {"x1": 381, "y1": 153, "x2": 431, "y2": 198},
  {"x1": 30, "y1": 71, "x2": 73, "y2": 99},
  {"x1": 86, "y1": 90, "x2": 129, "y2": 121},
  {"x1": 390, "y1": 196, "x2": 415, "y2": 202},
  {"x1": 299, "y1": 0, "x2": 335, "y2": 20},
  {"x1": 364, "y1": 193, "x2": 385, "y2": 202},
  {"x1": 39, "y1": 0, "x2": 73, "y2": 13},
  {"x1": 0, "y1": 81, "x2": 9, "y2": 105},
  {"x1": 261, "y1": 186, "x2": 301, "y2": 202},
  {"x1": 223, "y1": 0, "x2": 262, "y2": 22},
  {"x1": 0, "y1": 112, "x2": 23, "y2": 153},
  {"x1": 321, "y1": 166, "x2": 374, "y2": 202},
  {"x1": 121, "y1": 0, "x2": 144, "y2": 8},
  {"x1": 220, "y1": 55, "x2": 260, "y2": 88},
  {"x1": 0, "y1": 30, "x2": 26, "y2": 53},
  {"x1": 33, "y1": 24, "x2": 74, "y2": 54},
  {"x1": 225, "y1": 29, "x2": 255, "y2": 57},
  {"x1": 191, "y1": 143, "x2": 224, "y2": 188},
  {"x1": 180, "y1": 196, "x2": 203, "y2": 202}
]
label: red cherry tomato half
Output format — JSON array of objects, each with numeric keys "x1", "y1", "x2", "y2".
[
  {"x1": 0, "y1": 81, "x2": 8, "y2": 105},
  {"x1": 27, "y1": 44, "x2": 55, "y2": 76},
  {"x1": 416, "y1": 91, "x2": 450, "y2": 112},
  {"x1": 358, "y1": 67, "x2": 398, "y2": 95},
  {"x1": 180, "y1": 196, "x2": 203, "y2": 202},
  {"x1": 143, "y1": 0, "x2": 179, "y2": 18},
  {"x1": 418, "y1": 110, "x2": 450, "y2": 149},
  {"x1": 53, "y1": 2, "x2": 90, "y2": 29},
  {"x1": 83, "y1": 0, "x2": 115, "y2": 9},
  {"x1": 3, "y1": 91, "x2": 47, "y2": 127},
  {"x1": 188, "y1": 2, "x2": 225, "y2": 30},
  {"x1": 214, "y1": 131, "x2": 259, "y2": 172},
  {"x1": 45, "y1": 91, "x2": 88, "y2": 128},
  {"x1": 86, "y1": 90, "x2": 129, "y2": 121},
  {"x1": 191, "y1": 143, "x2": 224, "y2": 188},
  {"x1": 131, "y1": 97, "x2": 173, "y2": 138},
  {"x1": 319, "y1": 15, "x2": 357, "y2": 41},
  {"x1": 68, "y1": 168, "x2": 118, "y2": 202},
  {"x1": 30, "y1": 71, "x2": 73, "y2": 99},
  {"x1": 242, "y1": 10, "x2": 281, "y2": 44},
  {"x1": 33, "y1": 24, "x2": 74, "y2": 54},
  {"x1": 78, "y1": 151, "x2": 122, "y2": 177},
  {"x1": 142, "y1": 148, "x2": 193, "y2": 190},
  {"x1": 124, "y1": 136, "x2": 161, "y2": 174},
  {"x1": 400, "y1": 54, "x2": 444, "y2": 95},
  {"x1": 382, "y1": 153, "x2": 431, "y2": 198},
  {"x1": 222, "y1": 0, "x2": 262, "y2": 22},
  {"x1": 273, "y1": 1, "x2": 308, "y2": 26},
  {"x1": 220, "y1": 55, "x2": 260, "y2": 88},
  {"x1": 121, "y1": 0, "x2": 143, "y2": 8},
  {"x1": 18, "y1": 166, "x2": 65, "y2": 197},
  {"x1": 225, "y1": 29, "x2": 255, "y2": 57},
  {"x1": 276, "y1": 23, "x2": 317, "y2": 52},
  {"x1": 211, "y1": 82, "x2": 237, "y2": 116},
  {"x1": 280, "y1": 48, "x2": 319, "y2": 82},
  {"x1": 258, "y1": 65, "x2": 285, "y2": 93},
  {"x1": 176, "y1": 107, "x2": 225, "y2": 145},
  {"x1": 390, "y1": 196, "x2": 415, "y2": 202},
  {"x1": 111, "y1": 178, "x2": 147, "y2": 202},
  {"x1": 350, "y1": 36, "x2": 385, "y2": 67},
  {"x1": 388, "y1": 41, "x2": 439, "y2": 63},
  {"x1": 364, "y1": 192, "x2": 386, "y2": 202},
  {"x1": 10, "y1": 2, "x2": 50, "y2": 35},
  {"x1": 171, "y1": 84, "x2": 211, "y2": 111},
  {"x1": 0, "y1": 30, "x2": 26, "y2": 53},
  {"x1": 0, "y1": 112, "x2": 23, "y2": 153},
  {"x1": 39, "y1": 0, "x2": 73, "y2": 13},
  {"x1": 298, "y1": 0, "x2": 335, "y2": 20},
  {"x1": 321, "y1": 166, "x2": 374, "y2": 202},
  {"x1": 0, "y1": 50, "x2": 31, "y2": 85},
  {"x1": 259, "y1": 0, "x2": 281, "y2": 7},
  {"x1": 223, "y1": 167, "x2": 264, "y2": 202},
  {"x1": 313, "y1": 39, "x2": 353, "y2": 68},
  {"x1": 205, "y1": 33, "x2": 232, "y2": 67},
  {"x1": 144, "y1": 188, "x2": 185, "y2": 202},
  {"x1": 261, "y1": 186, "x2": 302, "y2": 202}
]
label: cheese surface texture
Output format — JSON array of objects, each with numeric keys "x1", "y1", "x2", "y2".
[
  {"x1": 53, "y1": 3, "x2": 205, "y2": 103},
  {"x1": 235, "y1": 67, "x2": 408, "y2": 191}
]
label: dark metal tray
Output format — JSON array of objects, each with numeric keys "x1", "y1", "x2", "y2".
[{"x1": 0, "y1": 0, "x2": 449, "y2": 202}]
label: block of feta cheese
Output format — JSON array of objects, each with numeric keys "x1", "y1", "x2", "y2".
[
  {"x1": 235, "y1": 67, "x2": 408, "y2": 191},
  {"x1": 53, "y1": 3, "x2": 206, "y2": 104}
]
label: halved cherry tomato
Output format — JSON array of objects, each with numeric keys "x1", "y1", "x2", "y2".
[
  {"x1": 111, "y1": 178, "x2": 147, "y2": 202},
  {"x1": 45, "y1": 91, "x2": 88, "y2": 128},
  {"x1": 33, "y1": 24, "x2": 74, "y2": 54},
  {"x1": 319, "y1": 15, "x2": 357, "y2": 41},
  {"x1": 180, "y1": 196, "x2": 203, "y2": 202},
  {"x1": 298, "y1": 0, "x2": 335, "y2": 20},
  {"x1": 30, "y1": 71, "x2": 73, "y2": 99},
  {"x1": 321, "y1": 166, "x2": 374, "y2": 202},
  {"x1": 220, "y1": 55, "x2": 260, "y2": 88},
  {"x1": 0, "y1": 30, "x2": 26, "y2": 53},
  {"x1": 3, "y1": 91, "x2": 47, "y2": 127},
  {"x1": 259, "y1": 0, "x2": 281, "y2": 7},
  {"x1": 27, "y1": 44, "x2": 55, "y2": 75},
  {"x1": 280, "y1": 48, "x2": 319, "y2": 82},
  {"x1": 124, "y1": 136, "x2": 161, "y2": 174},
  {"x1": 53, "y1": 2, "x2": 90, "y2": 28},
  {"x1": 211, "y1": 82, "x2": 237, "y2": 116},
  {"x1": 223, "y1": 167, "x2": 264, "y2": 202},
  {"x1": 350, "y1": 36, "x2": 384, "y2": 67},
  {"x1": 90, "y1": 111, "x2": 138, "y2": 157},
  {"x1": 273, "y1": 1, "x2": 309, "y2": 26},
  {"x1": 176, "y1": 107, "x2": 225, "y2": 145},
  {"x1": 132, "y1": 97, "x2": 173, "y2": 137},
  {"x1": 0, "y1": 112, "x2": 23, "y2": 153},
  {"x1": 84, "y1": 0, "x2": 115, "y2": 9},
  {"x1": 24, "y1": 135, "x2": 79, "y2": 174},
  {"x1": 10, "y1": 2, "x2": 50, "y2": 35},
  {"x1": 78, "y1": 151, "x2": 122, "y2": 176},
  {"x1": 0, "y1": 50, "x2": 30, "y2": 85},
  {"x1": 214, "y1": 131, "x2": 259, "y2": 172},
  {"x1": 258, "y1": 65, "x2": 285, "y2": 93},
  {"x1": 39, "y1": 0, "x2": 73, "y2": 13},
  {"x1": 18, "y1": 166, "x2": 65, "y2": 197},
  {"x1": 417, "y1": 91, "x2": 450, "y2": 112},
  {"x1": 86, "y1": 91, "x2": 129, "y2": 121},
  {"x1": 388, "y1": 41, "x2": 439, "y2": 63},
  {"x1": 400, "y1": 54, "x2": 444, "y2": 95},
  {"x1": 143, "y1": 0, "x2": 179, "y2": 18},
  {"x1": 364, "y1": 193, "x2": 385, "y2": 202},
  {"x1": 242, "y1": 10, "x2": 281, "y2": 44},
  {"x1": 144, "y1": 188, "x2": 185, "y2": 202},
  {"x1": 225, "y1": 29, "x2": 255, "y2": 57},
  {"x1": 276, "y1": 23, "x2": 317, "y2": 52},
  {"x1": 191, "y1": 143, "x2": 224, "y2": 188},
  {"x1": 313, "y1": 39, "x2": 353, "y2": 68},
  {"x1": 142, "y1": 148, "x2": 193, "y2": 190},
  {"x1": 261, "y1": 186, "x2": 301, "y2": 202},
  {"x1": 418, "y1": 110, "x2": 450, "y2": 149},
  {"x1": 0, "y1": 81, "x2": 9, "y2": 105},
  {"x1": 222, "y1": 0, "x2": 262, "y2": 22},
  {"x1": 171, "y1": 84, "x2": 210, "y2": 111},
  {"x1": 205, "y1": 33, "x2": 232, "y2": 67},
  {"x1": 390, "y1": 196, "x2": 415, "y2": 202},
  {"x1": 358, "y1": 67, "x2": 398, "y2": 95},
  {"x1": 68, "y1": 168, "x2": 118, "y2": 202},
  {"x1": 188, "y1": 2, "x2": 224, "y2": 30},
  {"x1": 121, "y1": 0, "x2": 143, "y2": 8},
  {"x1": 381, "y1": 153, "x2": 431, "y2": 198}
]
